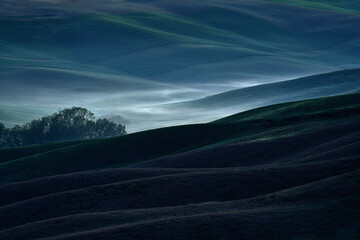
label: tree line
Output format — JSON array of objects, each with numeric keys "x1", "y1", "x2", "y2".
[{"x1": 0, "y1": 107, "x2": 126, "y2": 149}]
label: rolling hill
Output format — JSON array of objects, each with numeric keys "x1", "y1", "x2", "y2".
[
  {"x1": 2, "y1": 2, "x2": 358, "y2": 86},
  {"x1": 1, "y1": 0, "x2": 360, "y2": 131},
  {"x1": 265, "y1": 0, "x2": 360, "y2": 15},
  {"x1": 0, "y1": 93, "x2": 359, "y2": 239},
  {"x1": 1, "y1": 1, "x2": 360, "y2": 238},
  {"x1": 173, "y1": 68, "x2": 360, "y2": 112}
]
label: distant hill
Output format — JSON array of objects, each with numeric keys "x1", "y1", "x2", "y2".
[
  {"x1": 2, "y1": 2, "x2": 359, "y2": 87},
  {"x1": 214, "y1": 90, "x2": 360, "y2": 123},
  {"x1": 1, "y1": 1, "x2": 360, "y2": 237},
  {"x1": 0, "y1": 93, "x2": 359, "y2": 239},
  {"x1": 175, "y1": 68, "x2": 360, "y2": 112},
  {"x1": 1, "y1": 93, "x2": 358, "y2": 184},
  {"x1": 265, "y1": 0, "x2": 360, "y2": 15},
  {"x1": 1, "y1": 0, "x2": 360, "y2": 131}
]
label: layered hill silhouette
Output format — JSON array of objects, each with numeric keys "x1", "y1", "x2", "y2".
[
  {"x1": 2, "y1": 1, "x2": 359, "y2": 87},
  {"x1": 264, "y1": 0, "x2": 360, "y2": 14},
  {"x1": 1, "y1": 1, "x2": 360, "y2": 238},
  {"x1": 1, "y1": 0, "x2": 360, "y2": 130},
  {"x1": 175, "y1": 68, "x2": 360, "y2": 110},
  {"x1": 2, "y1": 67, "x2": 360, "y2": 132},
  {"x1": 0, "y1": 93, "x2": 359, "y2": 239}
]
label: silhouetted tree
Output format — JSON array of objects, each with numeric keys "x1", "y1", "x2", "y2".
[
  {"x1": 0, "y1": 123, "x2": 8, "y2": 149},
  {"x1": 0, "y1": 107, "x2": 126, "y2": 149},
  {"x1": 6, "y1": 125, "x2": 23, "y2": 148},
  {"x1": 91, "y1": 118, "x2": 126, "y2": 139},
  {"x1": 47, "y1": 107, "x2": 95, "y2": 141},
  {"x1": 21, "y1": 117, "x2": 50, "y2": 145},
  {"x1": 0, "y1": 123, "x2": 5, "y2": 137}
]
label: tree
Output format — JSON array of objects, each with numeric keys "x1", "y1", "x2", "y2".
[
  {"x1": 7, "y1": 125, "x2": 23, "y2": 148},
  {"x1": 0, "y1": 107, "x2": 127, "y2": 149},
  {"x1": 0, "y1": 123, "x2": 8, "y2": 149},
  {"x1": 0, "y1": 123, "x2": 5, "y2": 135},
  {"x1": 21, "y1": 117, "x2": 50, "y2": 145},
  {"x1": 91, "y1": 118, "x2": 126, "y2": 139},
  {"x1": 47, "y1": 107, "x2": 95, "y2": 141}
]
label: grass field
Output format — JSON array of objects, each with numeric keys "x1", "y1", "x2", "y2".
[
  {"x1": 1, "y1": 1, "x2": 360, "y2": 238},
  {"x1": 0, "y1": 93, "x2": 359, "y2": 239}
]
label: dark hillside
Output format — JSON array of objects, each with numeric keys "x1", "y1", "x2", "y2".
[{"x1": 0, "y1": 94, "x2": 359, "y2": 239}]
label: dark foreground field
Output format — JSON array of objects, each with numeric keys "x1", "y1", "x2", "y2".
[{"x1": 0, "y1": 94, "x2": 359, "y2": 239}]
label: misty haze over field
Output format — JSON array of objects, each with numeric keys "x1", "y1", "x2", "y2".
[
  {"x1": 1, "y1": 2, "x2": 360, "y2": 240},
  {"x1": 1, "y1": 0, "x2": 360, "y2": 131}
]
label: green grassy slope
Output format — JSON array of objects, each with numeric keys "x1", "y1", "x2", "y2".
[
  {"x1": 0, "y1": 168, "x2": 207, "y2": 207},
  {"x1": 1, "y1": 160, "x2": 359, "y2": 231},
  {"x1": 0, "y1": 140, "x2": 87, "y2": 164},
  {"x1": 0, "y1": 93, "x2": 358, "y2": 185},
  {"x1": 1, "y1": 169, "x2": 359, "y2": 239},
  {"x1": 36, "y1": 171, "x2": 359, "y2": 240},
  {"x1": 214, "y1": 93, "x2": 360, "y2": 123},
  {"x1": 0, "y1": 123, "x2": 264, "y2": 184},
  {"x1": 0, "y1": 93, "x2": 359, "y2": 239}
]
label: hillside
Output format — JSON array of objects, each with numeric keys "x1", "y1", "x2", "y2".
[
  {"x1": 0, "y1": 94, "x2": 359, "y2": 239},
  {"x1": 265, "y1": 0, "x2": 360, "y2": 14},
  {"x1": 174, "y1": 68, "x2": 360, "y2": 112},
  {"x1": 214, "y1": 90, "x2": 360, "y2": 123},
  {"x1": 1, "y1": 0, "x2": 360, "y2": 131},
  {"x1": 1, "y1": 1, "x2": 360, "y2": 238},
  {"x1": 1, "y1": 0, "x2": 358, "y2": 86}
]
